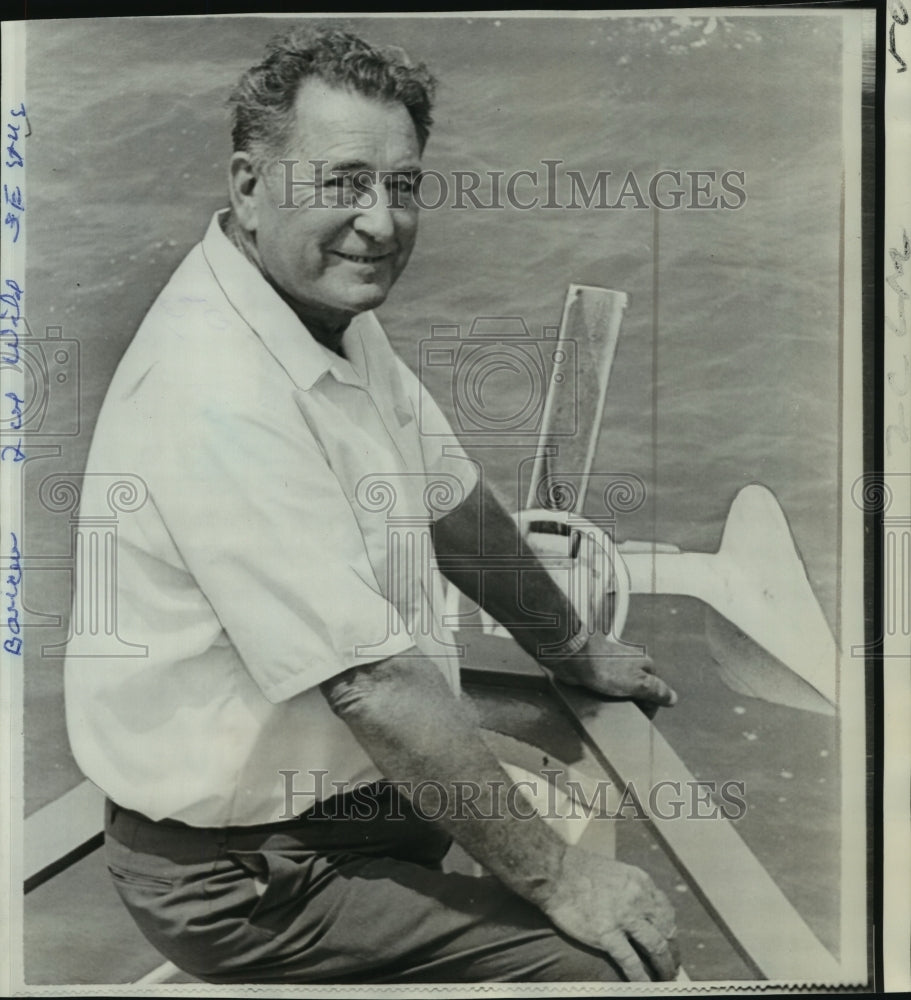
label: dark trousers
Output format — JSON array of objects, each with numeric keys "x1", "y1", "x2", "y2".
[{"x1": 104, "y1": 785, "x2": 623, "y2": 984}]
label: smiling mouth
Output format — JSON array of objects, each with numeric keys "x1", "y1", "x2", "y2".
[{"x1": 333, "y1": 251, "x2": 391, "y2": 264}]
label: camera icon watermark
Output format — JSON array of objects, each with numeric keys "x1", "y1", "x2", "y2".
[
  {"x1": 419, "y1": 317, "x2": 575, "y2": 436},
  {"x1": 0, "y1": 320, "x2": 80, "y2": 437}
]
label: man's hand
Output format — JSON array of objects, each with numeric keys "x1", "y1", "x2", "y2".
[
  {"x1": 544, "y1": 633, "x2": 678, "y2": 710},
  {"x1": 545, "y1": 847, "x2": 680, "y2": 981},
  {"x1": 433, "y1": 484, "x2": 676, "y2": 712},
  {"x1": 322, "y1": 654, "x2": 680, "y2": 979}
]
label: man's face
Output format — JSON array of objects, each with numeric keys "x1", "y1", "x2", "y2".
[{"x1": 251, "y1": 80, "x2": 422, "y2": 330}]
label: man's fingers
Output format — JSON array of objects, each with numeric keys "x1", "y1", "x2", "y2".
[
  {"x1": 600, "y1": 930, "x2": 649, "y2": 982},
  {"x1": 626, "y1": 918, "x2": 679, "y2": 981},
  {"x1": 646, "y1": 887, "x2": 677, "y2": 939},
  {"x1": 668, "y1": 933, "x2": 682, "y2": 971},
  {"x1": 633, "y1": 670, "x2": 678, "y2": 707}
]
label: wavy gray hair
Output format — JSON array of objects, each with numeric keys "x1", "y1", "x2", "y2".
[{"x1": 228, "y1": 25, "x2": 437, "y2": 172}]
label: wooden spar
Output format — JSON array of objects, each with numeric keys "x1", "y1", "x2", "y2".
[
  {"x1": 551, "y1": 683, "x2": 843, "y2": 982},
  {"x1": 463, "y1": 643, "x2": 843, "y2": 983},
  {"x1": 526, "y1": 285, "x2": 627, "y2": 512}
]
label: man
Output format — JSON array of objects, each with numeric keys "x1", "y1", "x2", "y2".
[{"x1": 65, "y1": 25, "x2": 679, "y2": 984}]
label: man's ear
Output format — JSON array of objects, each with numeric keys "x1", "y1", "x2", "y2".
[{"x1": 228, "y1": 152, "x2": 260, "y2": 234}]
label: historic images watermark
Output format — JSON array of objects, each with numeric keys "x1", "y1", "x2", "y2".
[
  {"x1": 277, "y1": 769, "x2": 748, "y2": 823},
  {"x1": 277, "y1": 160, "x2": 748, "y2": 212},
  {"x1": 851, "y1": 472, "x2": 911, "y2": 656}
]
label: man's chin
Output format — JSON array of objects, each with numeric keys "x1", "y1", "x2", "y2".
[{"x1": 337, "y1": 283, "x2": 392, "y2": 314}]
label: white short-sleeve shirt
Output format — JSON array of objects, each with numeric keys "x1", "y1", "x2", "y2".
[{"x1": 64, "y1": 211, "x2": 478, "y2": 826}]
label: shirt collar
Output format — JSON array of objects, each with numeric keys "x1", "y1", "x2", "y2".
[{"x1": 201, "y1": 209, "x2": 385, "y2": 391}]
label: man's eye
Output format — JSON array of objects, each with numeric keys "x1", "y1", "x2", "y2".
[{"x1": 385, "y1": 176, "x2": 418, "y2": 200}]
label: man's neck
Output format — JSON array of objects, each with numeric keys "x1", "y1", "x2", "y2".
[{"x1": 221, "y1": 211, "x2": 349, "y2": 356}]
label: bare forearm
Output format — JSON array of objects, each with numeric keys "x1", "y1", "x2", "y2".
[
  {"x1": 433, "y1": 482, "x2": 580, "y2": 661},
  {"x1": 321, "y1": 654, "x2": 566, "y2": 907},
  {"x1": 432, "y1": 484, "x2": 677, "y2": 707},
  {"x1": 321, "y1": 653, "x2": 679, "y2": 980}
]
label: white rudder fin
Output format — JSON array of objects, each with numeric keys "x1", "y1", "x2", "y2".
[{"x1": 622, "y1": 484, "x2": 837, "y2": 714}]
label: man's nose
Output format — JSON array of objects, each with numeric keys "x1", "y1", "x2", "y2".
[{"x1": 352, "y1": 184, "x2": 396, "y2": 242}]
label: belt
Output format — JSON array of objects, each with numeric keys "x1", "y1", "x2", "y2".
[
  {"x1": 104, "y1": 782, "x2": 449, "y2": 861},
  {"x1": 109, "y1": 800, "x2": 314, "y2": 835}
]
